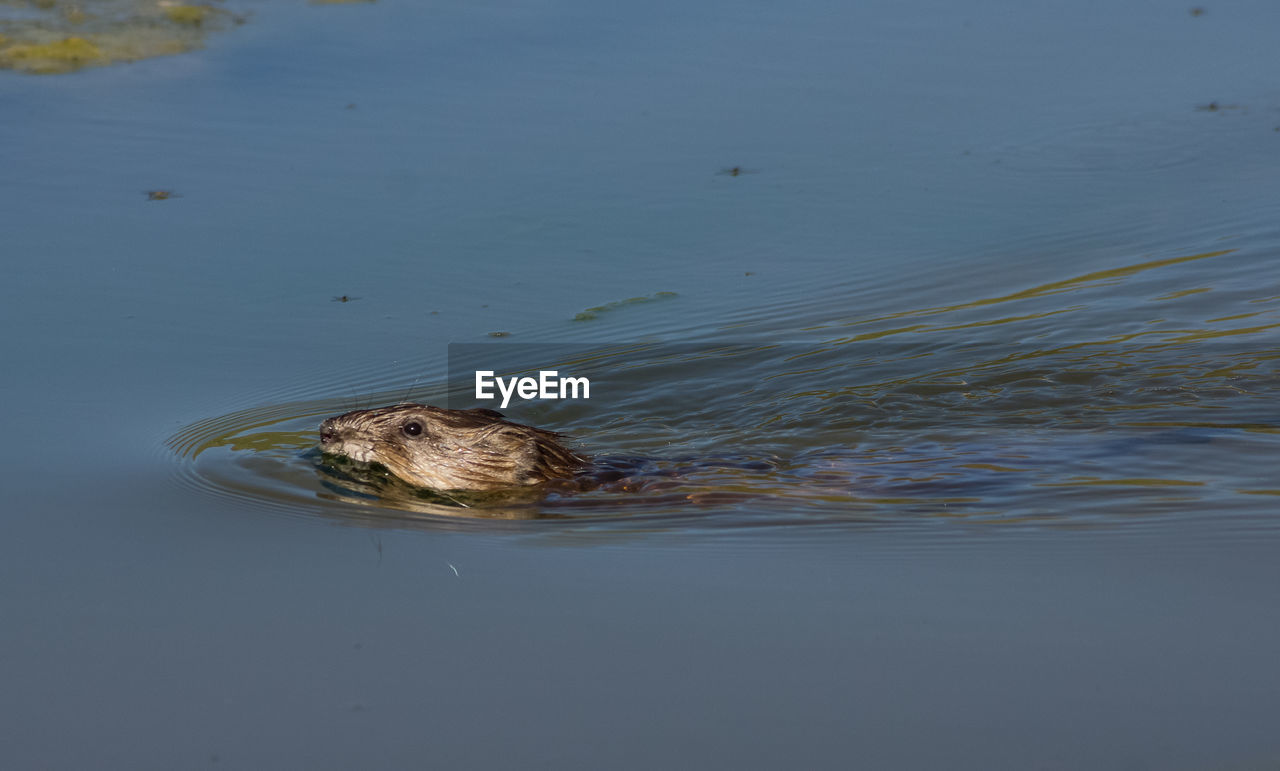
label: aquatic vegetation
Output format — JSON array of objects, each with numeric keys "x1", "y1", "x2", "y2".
[
  {"x1": 574, "y1": 292, "x2": 679, "y2": 321},
  {"x1": 163, "y1": 4, "x2": 214, "y2": 26},
  {"x1": 0, "y1": 35, "x2": 103, "y2": 72},
  {"x1": 0, "y1": 0, "x2": 239, "y2": 74}
]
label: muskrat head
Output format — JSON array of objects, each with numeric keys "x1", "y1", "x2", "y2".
[{"x1": 318, "y1": 403, "x2": 587, "y2": 492}]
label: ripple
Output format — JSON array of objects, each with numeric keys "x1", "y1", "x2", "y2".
[
  {"x1": 166, "y1": 240, "x2": 1280, "y2": 536},
  {"x1": 167, "y1": 381, "x2": 1279, "y2": 536},
  {"x1": 990, "y1": 114, "x2": 1210, "y2": 177}
]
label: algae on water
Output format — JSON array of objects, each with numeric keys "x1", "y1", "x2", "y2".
[
  {"x1": 163, "y1": 4, "x2": 216, "y2": 25},
  {"x1": 0, "y1": 0, "x2": 240, "y2": 74},
  {"x1": 574, "y1": 292, "x2": 679, "y2": 322},
  {"x1": 1, "y1": 35, "x2": 103, "y2": 71}
]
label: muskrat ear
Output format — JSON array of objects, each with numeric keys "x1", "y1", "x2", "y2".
[{"x1": 465, "y1": 408, "x2": 505, "y2": 420}]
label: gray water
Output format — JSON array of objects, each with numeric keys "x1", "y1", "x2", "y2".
[{"x1": 3, "y1": 0, "x2": 1279, "y2": 768}]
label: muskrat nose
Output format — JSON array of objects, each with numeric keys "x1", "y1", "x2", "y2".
[{"x1": 319, "y1": 418, "x2": 338, "y2": 445}]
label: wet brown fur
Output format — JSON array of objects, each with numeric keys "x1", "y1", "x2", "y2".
[{"x1": 319, "y1": 404, "x2": 587, "y2": 492}]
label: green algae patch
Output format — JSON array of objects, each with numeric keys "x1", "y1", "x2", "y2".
[
  {"x1": 0, "y1": 35, "x2": 103, "y2": 73},
  {"x1": 163, "y1": 4, "x2": 215, "y2": 25},
  {"x1": 0, "y1": 0, "x2": 242, "y2": 74},
  {"x1": 574, "y1": 292, "x2": 679, "y2": 322}
]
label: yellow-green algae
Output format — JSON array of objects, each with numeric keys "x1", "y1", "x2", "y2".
[
  {"x1": 163, "y1": 4, "x2": 214, "y2": 25},
  {"x1": 0, "y1": 35, "x2": 103, "y2": 72},
  {"x1": 573, "y1": 292, "x2": 679, "y2": 322},
  {"x1": 0, "y1": 0, "x2": 238, "y2": 74}
]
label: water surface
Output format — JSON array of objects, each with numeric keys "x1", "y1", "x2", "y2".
[{"x1": 2, "y1": 0, "x2": 1279, "y2": 768}]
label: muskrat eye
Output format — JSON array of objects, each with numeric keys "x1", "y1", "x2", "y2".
[{"x1": 402, "y1": 421, "x2": 423, "y2": 437}]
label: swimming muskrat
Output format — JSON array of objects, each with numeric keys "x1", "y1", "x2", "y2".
[{"x1": 319, "y1": 403, "x2": 588, "y2": 492}]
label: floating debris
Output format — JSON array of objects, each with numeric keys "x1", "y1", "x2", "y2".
[
  {"x1": 1195, "y1": 101, "x2": 1242, "y2": 112},
  {"x1": 145, "y1": 189, "x2": 180, "y2": 200}
]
